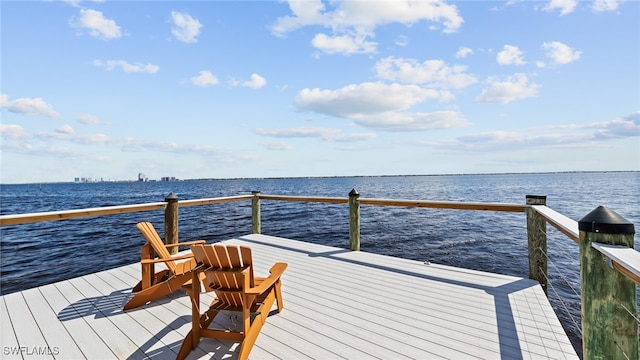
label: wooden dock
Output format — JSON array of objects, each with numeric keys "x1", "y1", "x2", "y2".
[{"x1": 1, "y1": 234, "x2": 578, "y2": 359}]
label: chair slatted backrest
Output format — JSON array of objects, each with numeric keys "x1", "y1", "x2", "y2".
[
  {"x1": 191, "y1": 244, "x2": 254, "y2": 307},
  {"x1": 136, "y1": 221, "x2": 177, "y2": 273}
]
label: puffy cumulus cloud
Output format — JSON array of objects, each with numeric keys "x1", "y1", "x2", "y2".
[
  {"x1": 350, "y1": 110, "x2": 469, "y2": 132},
  {"x1": 189, "y1": 70, "x2": 219, "y2": 87},
  {"x1": 296, "y1": 82, "x2": 440, "y2": 117},
  {"x1": 242, "y1": 74, "x2": 267, "y2": 89},
  {"x1": 592, "y1": 0, "x2": 619, "y2": 12},
  {"x1": 543, "y1": 0, "x2": 577, "y2": 15},
  {"x1": 1, "y1": 94, "x2": 61, "y2": 119},
  {"x1": 271, "y1": 0, "x2": 463, "y2": 55},
  {"x1": 77, "y1": 113, "x2": 107, "y2": 125},
  {"x1": 0, "y1": 124, "x2": 29, "y2": 140},
  {"x1": 70, "y1": 9, "x2": 122, "y2": 40},
  {"x1": 496, "y1": 45, "x2": 526, "y2": 66},
  {"x1": 374, "y1": 57, "x2": 477, "y2": 90},
  {"x1": 93, "y1": 60, "x2": 159, "y2": 73},
  {"x1": 455, "y1": 46, "x2": 473, "y2": 59},
  {"x1": 541, "y1": 41, "x2": 582, "y2": 65},
  {"x1": 475, "y1": 73, "x2": 539, "y2": 104},
  {"x1": 171, "y1": 11, "x2": 203, "y2": 43},
  {"x1": 311, "y1": 32, "x2": 377, "y2": 55}
]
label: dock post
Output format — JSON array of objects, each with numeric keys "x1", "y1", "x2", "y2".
[
  {"x1": 526, "y1": 195, "x2": 547, "y2": 295},
  {"x1": 164, "y1": 192, "x2": 179, "y2": 255},
  {"x1": 579, "y1": 206, "x2": 637, "y2": 360},
  {"x1": 252, "y1": 190, "x2": 261, "y2": 234},
  {"x1": 349, "y1": 188, "x2": 360, "y2": 251}
]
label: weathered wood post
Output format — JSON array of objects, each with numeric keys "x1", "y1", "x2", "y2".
[
  {"x1": 526, "y1": 195, "x2": 548, "y2": 295},
  {"x1": 579, "y1": 206, "x2": 637, "y2": 360},
  {"x1": 252, "y1": 190, "x2": 261, "y2": 234},
  {"x1": 164, "y1": 192, "x2": 179, "y2": 255},
  {"x1": 349, "y1": 188, "x2": 360, "y2": 251}
]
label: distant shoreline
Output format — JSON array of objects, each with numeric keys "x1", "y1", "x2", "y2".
[{"x1": 1, "y1": 170, "x2": 638, "y2": 186}]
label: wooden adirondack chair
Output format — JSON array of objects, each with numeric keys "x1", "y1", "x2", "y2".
[
  {"x1": 123, "y1": 221, "x2": 207, "y2": 310},
  {"x1": 177, "y1": 243, "x2": 287, "y2": 360}
]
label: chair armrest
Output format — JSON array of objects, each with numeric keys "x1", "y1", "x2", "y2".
[
  {"x1": 246, "y1": 262, "x2": 288, "y2": 295},
  {"x1": 164, "y1": 240, "x2": 206, "y2": 248},
  {"x1": 140, "y1": 253, "x2": 194, "y2": 264}
]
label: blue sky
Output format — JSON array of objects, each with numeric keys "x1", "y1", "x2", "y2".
[{"x1": 1, "y1": 0, "x2": 638, "y2": 183}]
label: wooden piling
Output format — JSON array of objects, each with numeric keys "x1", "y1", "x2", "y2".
[
  {"x1": 526, "y1": 195, "x2": 548, "y2": 295},
  {"x1": 164, "y1": 192, "x2": 179, "y2": 255},
  {"x1": 349, "y1": 189, "x2": 360, "y2": 251},
  {"x1": 579, "y1": 206, "x2": 637, "y2": 360},
  {"x1": 252, "y1": 191, "x2": 261, "y2": 234}
]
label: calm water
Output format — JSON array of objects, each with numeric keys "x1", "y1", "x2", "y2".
[{"x1": 1, "y1": 172, "x2": 639, "y2": 355}]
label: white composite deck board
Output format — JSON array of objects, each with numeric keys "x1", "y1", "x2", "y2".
[
  {"x1": 37, "y1": 281, "x2": 116, "y2": 358},
  {"x1": 1, "y1": 234, "x2": 578, "y2": 360},
  {"x1": 2, "y1": 291, "x2": 55, "y2": 359},
  {"x1": 20, "y1": 286, "x2": 86, "y2": 359},
  {"x1": 1, "y1": 296, "x2": 23, "y2": 360},
  {"x1": 231, "y1": 237, "x2": 523, "y2": 359}
]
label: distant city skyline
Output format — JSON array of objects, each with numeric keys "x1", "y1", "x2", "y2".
[{"x1": 1, "y1": 1, "x2": 638, "y2": 184}]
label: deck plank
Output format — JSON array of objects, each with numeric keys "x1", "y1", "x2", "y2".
[
  {"x1": 1, "y1": 234, "x2": 578, "y2": 360},
  {"x1": 21, "y1": 287, "x2": 86, "y2": 359},
  {"x1": 0, "y1": 296, "x2": 22, "y2": 360},
  {"x1": 3, "y1": 291, "x2": 55, "y2": 359}
]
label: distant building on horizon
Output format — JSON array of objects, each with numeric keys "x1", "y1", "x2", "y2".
[
  {"x1": 138, "y1": 173, "x2": 148, "y2": 182},
  {"x1": 160, "y1": 176, "x2": 177, "y2": 181}
]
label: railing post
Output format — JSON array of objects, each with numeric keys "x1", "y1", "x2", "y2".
[
  {"x1": 349, "y1": 188, "x2": 360, "y2": 251},
  {"x1": 164, "y1": 192, "x2": 179, "y2": 255},
  {"x1": 526, "y1": 195, "x2": 547, "y2": 295},
  {"x1": 252, "y1": 190, "x2": 261, "y2": 234},
  {"x1": 578, "y1": 206, "x2": 637, "y2": 360}
]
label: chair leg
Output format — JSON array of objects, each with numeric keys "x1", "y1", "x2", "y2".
[
  {"x1": 275, "y1": 279, "x2": 284, "y2": 312},
  {"x1": 237, "y1": 290, "x2": 277, "y2": 360}
]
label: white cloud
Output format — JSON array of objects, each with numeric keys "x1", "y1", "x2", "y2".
[
  {"x1": 272, "y1": 0, "x2": 463, "y2": 55},
  {"x1": 1, "y1": 94, "x2": 61, "y2": 119},
  {"x1": 456, "y1": 46, "x2": 473, "y2": 59},
  {"x1": 350, "y1": 110, "x2": 469, "y2": 131},
  {"x1": 294, "y1": 82, "x2": 468, "y2": 131},
  {"x1": 591, "y1": 0, "x2": 619, "y2": 12},
  {"x1": 436, "y1": 111, "x2": 640, "y2": 151},
  {"x1": 71, "y1": 9, "x2": 122, "y2": 40},
  {"x1": 374, "y1": 57, "x2": 477, "y2": 90},
  {"x1": 190, "y1": 70, "x2": 219, "y2": 86},
  {"x1": 394, "y1": 35, "x2": 409, "y2": 47},
  {"x1": 496, "y1": 45, "x2": 526, "y2": 65},
  {"x1": 476, "y1": 73, "x2": 539, "y2": 104},
  {"x1": 0, "y1": 124, "x2": 29, "y2": 140},
  {"x1": 254, "y1": 126, "x2": 376, "y2": 142},
  {"x1": 171, "y1": 11, "x2": 203, "y2": 43},
  {"x1": 542, "y1": 41, "x2": 582, "y2": 65},
  {"x1": 56, "y1": 124, "x2": 75, "y2": 135},
  {"x1": 296, "y1": 82, "x2": 440, "y2": 118},
  {"x1": 543, "y1": 0, "x2": 577, "y2": 15},
  {"x1": 93, "y1": 60, "x2": 159, "y2": 73},
  {"x1": 262, "y1": 141, "x2": 292, "y2": 150},
  {"x1": 311, "y1": 32, "x2": 377, "y2": 55},
  {"x1": 242, "y1": 74, "x2": 267, "y2": 89},
  {"x1": 77, "y1": 113, "x2": 107, "y2": 125}
]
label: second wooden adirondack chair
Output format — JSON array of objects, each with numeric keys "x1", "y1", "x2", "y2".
[
  {"x1": 177, "y1": 243, "x2": 288, "y2": 360},
  {"x1": 123, "y1": 221, "x2": 206, "y2": 310}
]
